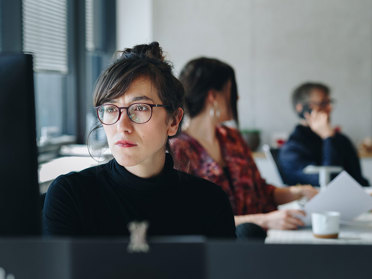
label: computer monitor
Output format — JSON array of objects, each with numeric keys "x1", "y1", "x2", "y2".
[{"x1": 0, "y1": 53, "x2": 41, "y2": 235}]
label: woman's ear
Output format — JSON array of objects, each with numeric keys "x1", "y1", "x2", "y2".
[
  {"x1": 167, "y1": 108, "x2": 184, "y2": 136},
  {"x1": 206, "y1": 89, "x2": 217, "y2": 104}
]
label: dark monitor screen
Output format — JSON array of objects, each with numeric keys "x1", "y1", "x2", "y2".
[{"x1": 0, "y1": 53, "x2": 41, "y2": 235}]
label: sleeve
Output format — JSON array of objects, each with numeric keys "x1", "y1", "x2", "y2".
[
  {"x1": 42, "y1": 175, "x2": 81, "y2": 235},
  {"x1": 322, "y1": 135, "x2": 345, "y2": 166},
  {"x1": 278, "y1": 141, "x2": 320, "y2": 186},
  {"x1": 231, "y1": 128, "x2": 277, "y2": 212},
  {"x1": 329, "y1": 134, "x2": 369, "y2": 186},
  {"x1": 243, "y1": 140, "x2": 277, "y2": 212}
]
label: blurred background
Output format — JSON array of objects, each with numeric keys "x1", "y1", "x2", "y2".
[
  {"x1": 119, "y1": 0, "x2": 372, "y2": 148},
  {"x1": 1, "y1": 0, "x2": 371, "y2": 157}
]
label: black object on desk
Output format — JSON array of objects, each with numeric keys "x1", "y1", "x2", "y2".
[
  {"x1": 69, "y1": 236, "x2": 205, "y2": 279},
  {"x1": 0, "y1": 53, "x2": 41, "y2": 235},
  {"x1": 0, "y1": 237, "x2": 205, "y2": 279},
  {"x1": 0, "y1": 238, "x2": 70, "y2": 279},
  {"x1": 0, "y1": 238, "x2": 371, "y2": 279},
  {"x1": 208, "y1": 241, "x2": 372, "y2": 279}
]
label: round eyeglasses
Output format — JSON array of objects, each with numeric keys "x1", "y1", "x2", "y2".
[{"x1": 96, "y1": 103, "x2": 168, "y2": 125}]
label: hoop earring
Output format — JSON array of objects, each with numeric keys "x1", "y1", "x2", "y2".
[{"x1": 214, "y1": 101, "x2": 221, "y2": 119}]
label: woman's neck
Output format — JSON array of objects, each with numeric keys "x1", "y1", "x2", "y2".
[
  {"x1": 186, "y1": 112, "x2": 218, "y2": 144},
  {"x1": 125, "y1": 148, "x2": 166, "y2": 179},
  {"x1": 186, "y1": 112, "x2": 225, "y2": 167}
]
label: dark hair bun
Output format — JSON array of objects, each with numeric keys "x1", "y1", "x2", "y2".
[{"x1": 121, "y1": 41, "x2": 164, "y2": 62}]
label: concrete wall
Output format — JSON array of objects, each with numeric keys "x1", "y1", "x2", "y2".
[{"x1": 118, "y1": 0, "x2": 372, "y2": 147}]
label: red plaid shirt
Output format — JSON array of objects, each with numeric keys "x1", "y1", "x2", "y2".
[{"x1": 170, "y1": 126, "x2": 277, "y2": 216}]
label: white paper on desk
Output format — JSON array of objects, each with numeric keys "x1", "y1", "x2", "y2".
[{"x1": 303, "y1": 171, "x2": 372, "y2": 225}]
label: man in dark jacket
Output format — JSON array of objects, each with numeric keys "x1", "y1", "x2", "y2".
[{"x1": 278, "y1": 82, "x2": 369, "y2": 186}]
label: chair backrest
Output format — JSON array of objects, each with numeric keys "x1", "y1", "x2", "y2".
[{"x1": 262, "y1": 144, "x2": 285, "y2": 186}]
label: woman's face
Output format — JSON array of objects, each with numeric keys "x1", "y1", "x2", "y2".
[{"x1": 102, "y1": 76, "x2": 181, "y2": 173}]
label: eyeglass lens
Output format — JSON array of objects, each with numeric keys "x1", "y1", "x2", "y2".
[{"x1": 97, "y1": 104, "x2": 152, "y2": 124}]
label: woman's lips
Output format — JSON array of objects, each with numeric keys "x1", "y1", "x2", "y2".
[{"x1": 115, "y1": 140, "x2": 137, "y2": 147}]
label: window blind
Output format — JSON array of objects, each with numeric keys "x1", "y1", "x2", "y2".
[
  {"x1": 22, "y1": 0, "x2": 68, "y2": 73},
  {"x1": 85, "y1": 0, "x2": 94, "y2": 51}
]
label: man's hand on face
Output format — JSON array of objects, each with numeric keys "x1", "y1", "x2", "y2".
[{"x1": 304, "y1": 110, "x2": 335, "y2": 139}]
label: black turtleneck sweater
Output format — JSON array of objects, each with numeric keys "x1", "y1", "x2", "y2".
[
  {"x1": 42, "y1": 154, "x2": 236, "y2": 238},
  {"x1": 278, "y1": 125, "x2": 369, "y2": 186}
]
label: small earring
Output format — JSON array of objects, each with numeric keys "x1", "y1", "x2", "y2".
[
  {"x1": 214, "y1": 101, "x2": 220, "y2": 119},
  {"x1": 209, "y1": 107, "x2": 215, "y2": 118},
  {"x1": 215, "y1": 106, "x2": 221, "y2": 118}
]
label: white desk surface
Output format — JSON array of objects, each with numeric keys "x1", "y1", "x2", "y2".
[
  {"x1": 266, "y1": 212, "x2": 372, "y2": 245},
  {"x1": 39, "y1": 156, "x2": 101, "y2": 184}
]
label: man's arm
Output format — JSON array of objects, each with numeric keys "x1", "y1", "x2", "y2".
[{"x1": 278, "y1": 144, "x2": 320, "y2": 186}]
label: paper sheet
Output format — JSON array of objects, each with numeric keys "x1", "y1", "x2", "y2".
[{"x1": 303, "y1": 171, "x2": 372, "y2": 225}]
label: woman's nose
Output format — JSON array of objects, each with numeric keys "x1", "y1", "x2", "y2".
[{"x1": 116, "y1": 109, "x2": 133, "y2": 133}]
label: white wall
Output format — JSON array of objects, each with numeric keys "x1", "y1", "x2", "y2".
[
  {"x1": 116, "y1": 0, "x2": 153, "y2": 50},
  {"x1": 118, "y1": 0, "x2": 372, "y2": 147}
]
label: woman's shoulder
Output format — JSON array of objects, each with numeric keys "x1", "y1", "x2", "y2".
[
  {"x1": 217, "y1": 125, "x2": 244, "y2": 142},
  {"x1": 170, "y1": 132, "x2": 194, "y2": 147},
  {"x1": 217, "y1": 125, "x2": 250, "y2": 155},
  {"x1": 169, "y1": 132, "x2": 201, "y2": 156},
  {"x1": 175, "y1": 170, "x2": 227, "y2": 197},
  {"x1": 47, "y1": 162, "x2": 109, "y2": 194},
  {"x1": 59, "y1": 162, "x2": 107, "y2": 180},
  {"x1": 217, "y1": 124, "x2": 239, "y2": 134}
]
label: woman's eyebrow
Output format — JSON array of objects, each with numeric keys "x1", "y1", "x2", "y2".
[
  {"x1": 130, "y1": 95, "x2": 154, "y2": 102},
  {"x1": 103, "y1": 96, "x2": 154, "y2": 104}
]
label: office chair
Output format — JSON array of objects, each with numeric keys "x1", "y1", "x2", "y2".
[{"x1": 262, "y1": 144, "x2": 285, "y2": 186}]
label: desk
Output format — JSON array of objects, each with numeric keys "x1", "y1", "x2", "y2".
[{"x1": 266, "y1": 212, "x2": 372, "y2": 244}]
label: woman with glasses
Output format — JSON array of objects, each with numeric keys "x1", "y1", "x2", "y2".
[
  {"x1": 170, "y1": 58, "x2": 318, "y2": 235},
  {"x1": 43, "y1": 42, "x2": 236, "y2": 237},
  {"x1": 278, "y1": 82, "x2": 369, "y2": 186}
]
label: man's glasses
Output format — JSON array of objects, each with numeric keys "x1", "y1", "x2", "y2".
[
  {"x1": 96, "y1": 103, "x2": 168, "y2": 125},
  {"x1": 308, "y1": 98, "x2": 335, "y2": 108}
]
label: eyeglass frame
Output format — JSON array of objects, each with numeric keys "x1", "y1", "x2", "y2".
[
  {"x1": 305, "y1": 98, "x2": 335, "y2": 109},
  {"x1": 96, "y1": 103, "x2": 169, "y2": 125}
]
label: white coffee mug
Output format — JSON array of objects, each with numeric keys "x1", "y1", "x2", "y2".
[{"x1": 311, "y1": 211, "x2": 340, "y2": 239}]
